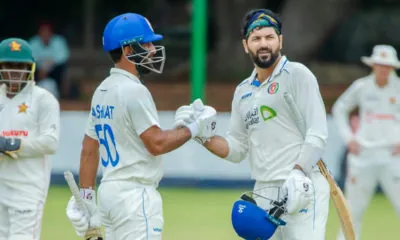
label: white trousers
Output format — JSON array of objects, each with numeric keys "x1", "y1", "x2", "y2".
[
  {"x1": 337, "y1": 147, "x2": 400, "y2": 240},
  {"x1": 97, "y1": 180, "x2": 164, "y2": 240},
  {"x1": 0, "y1": 181, "x2": 46, "y2": 240},
  {"x1": 254, "y1": 167, "x2": 330, "y2": 240},
  {"x1": 0, "y1": 203, "x2": 44, "y2": 240}
]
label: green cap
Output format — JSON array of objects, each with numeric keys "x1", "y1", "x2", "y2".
[{"x1": 0, "y1": 38, "x2": 34, "y2": 63}]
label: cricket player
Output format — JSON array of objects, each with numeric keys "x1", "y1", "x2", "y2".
[
  {"x1": 0, "y1": 38, "x2": 60, "y2": 240},
  {"x1": 175, "y1": 9, "x2": 330, "y2": 239},
  {"x1": 65, "y1": 13, "x2": 216, "y2": 240},
  {"x1": 333, "y1": 45, "x2": 400, "y2": 240}
]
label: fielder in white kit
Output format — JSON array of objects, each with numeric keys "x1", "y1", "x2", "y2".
[
  {"x1": 175, "y1": 9, "x2": 330, "y2": 239},
  {"x1": 333, "y1": 45, "x2": 400, "y2": 240},
  {"x1": 65, "y1": 13, "x2": 216, "y2": 240},
  {"x1": 0, "y1": 38, "x2": 60, "y2": 240}
]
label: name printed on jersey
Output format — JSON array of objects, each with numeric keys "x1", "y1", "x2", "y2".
[{"x1": 91, "y1": 104, "x2": 115, "y2": 119}]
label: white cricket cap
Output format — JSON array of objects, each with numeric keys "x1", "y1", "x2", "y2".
[{"x1": 361, "y1": 45, "x2": 400, "y2": 69}]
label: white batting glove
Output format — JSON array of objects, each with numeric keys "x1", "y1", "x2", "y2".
[
  {"x1": 66, "y1": 189, "x2": 101, "y2": 237},
  {"x1": 192, "y1": 104, "x2": 217, "y2": 144},
  {"x1": 174, "y1": 105, "x2": 195, "y2": 129},
  {"x1": 281, "y1": 169, "x2": 314, "y2": 215},
  {"x1": 173, "y1": 99, "x2": 217, "y2": 144}
]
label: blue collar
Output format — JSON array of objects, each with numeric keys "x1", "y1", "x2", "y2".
[{"x1": 250, "y1": 56, "x2": 288, "y2": 87}]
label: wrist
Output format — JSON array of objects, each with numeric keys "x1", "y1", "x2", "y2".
[
  {"x1": 293, "y1": 165, "x2": 306, "y2": 176},
  {"x1": 80, "y1": 188, "x2": 96, "y2": 202},
  {"x1": 186, "y1": 121, "x2": 200, "y2": 137}
]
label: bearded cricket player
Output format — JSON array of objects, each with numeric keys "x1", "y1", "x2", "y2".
[
  {"x1": 65, "y1": 13, "x2": 216, "y2": 239},
  {"x1": 175, "y1": 9, "x2": 330, "y2": 239},
  {"x1": 333, "y1": 45, "x2": 400, "y2": 240},
  {"x1": 0, "y1": 38, "x2": 60, "y2": 240}
]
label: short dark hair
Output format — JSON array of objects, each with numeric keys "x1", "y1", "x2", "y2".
[
  {"x1": 241, "y1": 9, "x2": 281, "y2": 39},
  {"x1": 108, "y1": 47, "x2": 123, "y2": 63}
]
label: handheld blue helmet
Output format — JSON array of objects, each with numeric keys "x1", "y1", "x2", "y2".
[
  {"x1": 231, "y1": 196, "x2": 286, "y2": 240},
  {"x1": 102, "y1": 13, "x2": 166, "y2": 75}
]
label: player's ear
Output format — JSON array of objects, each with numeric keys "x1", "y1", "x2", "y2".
[
  {"x1": 279, "y1": 35, "x2": 283, "y2": 50},
  {"x1": 242, "y1": 39, "x2": 249, "y2": 54},
  {"x1": 122, "y1": 45, "x2": 135, "y2": 57}
]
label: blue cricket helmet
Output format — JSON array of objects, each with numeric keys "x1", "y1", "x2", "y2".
[
  {"x1": 231, "y1": 200, "x2": 286, "y2": 240},
  {"x1": 102, "y1": 13, "x2": 166, "y2": 75},
  {"x1": 103, "y1": 13, "x2": 163, "y2": 51}
]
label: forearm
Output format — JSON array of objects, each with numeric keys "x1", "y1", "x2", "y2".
[
  {"x1": 295, "y1": 141, "x2": 324, "y2": 174},
  {"x1": 150, "y1": 127, "x2": 192, "y2": 156},
  {"x1": 79, "y1": 147, "x2": 99, "y2": 189},
  {"x1": 17, "y1": 135, "x2": 58, "y2": 157},
  {"x1": 203, "y1": 135, "x2": 230, "y2": 158},
  {"x1": 79, "y1": 135, "x2": 100, "y2": 189},
  {"x1": 204, "y1": 135, "x2": 248, "y2": 163}
]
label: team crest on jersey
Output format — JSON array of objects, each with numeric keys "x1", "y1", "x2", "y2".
[
  {"x1": 18, "y1": 102, "x2": 28, "y2": 113},
  {"x1": 267, "y1": 82, "x2": 279, "y2": 94},
  {"x1": 390, "y1": 97, "x2": 396, "y2": 104}
]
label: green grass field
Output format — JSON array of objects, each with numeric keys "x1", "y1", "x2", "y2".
[{"x1": 42, "y1": 186, "x2": 400, "y2": 240}]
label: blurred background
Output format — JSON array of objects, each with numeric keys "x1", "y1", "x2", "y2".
[{"x1": 2, "y1": 0, "x2": 400, "y2": 239}]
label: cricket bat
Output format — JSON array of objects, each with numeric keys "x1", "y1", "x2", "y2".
[
  {"x1": 283, "y1": 92, "x2": 355, "y2": 240},
  {"x1": 64, "y1": 171, "x2": 103, "y2": 240}
]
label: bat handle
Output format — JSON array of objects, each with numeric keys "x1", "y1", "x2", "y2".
[{"x1": 192, "y1": 98, "x2": 204, "y2": 111}]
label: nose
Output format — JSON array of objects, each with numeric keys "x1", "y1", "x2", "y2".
[
  {"x1": 260, "y1": 38, "x2": 270, "y2": 47},
  {"x1": 145, "y1": 43, "x2": 156, "y2": 57}
]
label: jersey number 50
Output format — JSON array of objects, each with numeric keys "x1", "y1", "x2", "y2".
[{"x1": 95, "y1": 124, "x2": 120, "y2": 167}]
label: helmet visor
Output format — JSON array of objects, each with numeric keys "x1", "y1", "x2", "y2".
[
  {"x1": 0, "y1": 62, "x2": 34, "y2": 95},
  {"x1": 125, "y1": 43, "x2": 166, "y2": 74}
]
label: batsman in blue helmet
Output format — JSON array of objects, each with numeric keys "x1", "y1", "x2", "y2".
[{"x1": 65, "y1": 12, "x2": 217, "y2": 240}]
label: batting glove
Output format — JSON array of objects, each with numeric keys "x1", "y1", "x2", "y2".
[
  {"x1": 281, "y1": 169, "x2": 314, "y2": 215},
  {"x1": 66, "y1": 189, "x2": 102, "y2": 237},
  {"x1": 174, "y1": 105, "x2": 195, "y2": 129},
  {"x1": 174, "y1": 99, "x2": 217, "y2": 144}
]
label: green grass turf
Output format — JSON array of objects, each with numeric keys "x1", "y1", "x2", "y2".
[{"x1": 42, "y1": 186, "x2": 400, "y2": 239}]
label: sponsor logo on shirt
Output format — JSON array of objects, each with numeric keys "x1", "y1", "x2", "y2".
[
  {"x1": 260, "y1": 105, "x2": 277, "y2": 121},
  {"x1": 244, "y1": 105, "x2": 277, "y2": 129},
  {"x1": 365, "y1": 112, "x2": 395, "y2": 123},
  {"x1": 241, "y1": 92, "x2": 252, "y2": 100},
  {"x1": 1, "y1": 130, "x2": 28, "y2": 137},
  {"x1": 299, "y1": 208, "x2": 308, "y2": 214},
  {"x1": 244, "y1": 106, "x2": 260, "y2": 129}
]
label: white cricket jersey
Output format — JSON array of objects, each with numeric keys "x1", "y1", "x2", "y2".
[
  {"x1": 0, "y1": 82, "x2": 60, "y2": 202},
  {"x1": 225, "y1": 56, "x2": 328, "y2": 182},
  {"x1": 85, "y1": 68, "x2": 162, "y2": 185},
  {"x1": 332, "y1": 72, "x2": 400, "y2": 148}
]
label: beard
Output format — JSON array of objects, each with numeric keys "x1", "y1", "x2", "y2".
[{"x1": 249, "y1": 46, "x2": 280, "y2": 69}]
